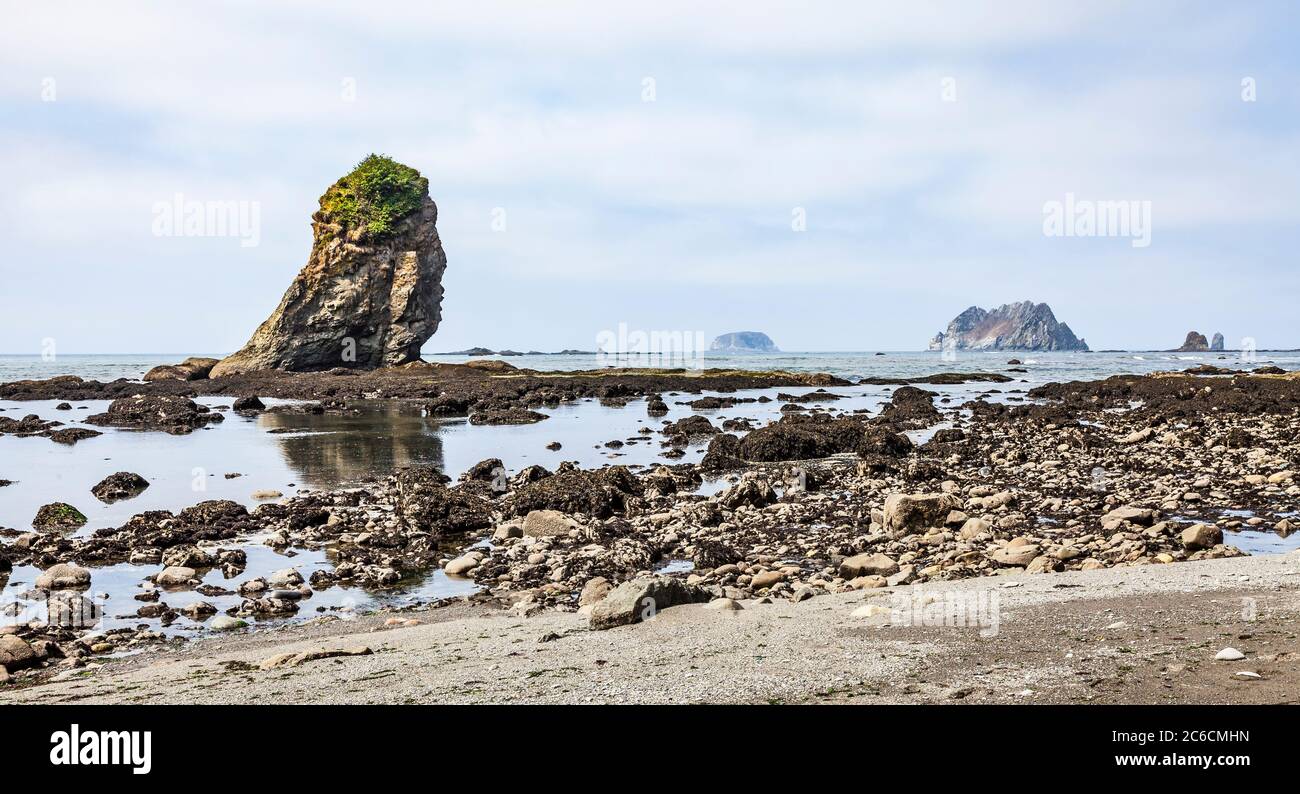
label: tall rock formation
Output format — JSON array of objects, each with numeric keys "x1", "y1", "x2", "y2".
[
  {"x1": 211, "y1": 155, "x2": 446, "y2": 377},
  {"x1": 1175, "y1": 331, "x2": 1210, "y2": 352},
  {"x1": 928, "y1": 301, "x2": 1088, "y2": 352},
  {"x1": 710, "y1": 332, "x2": 779, "y2": 353},
  {"x1": 1210, "y1": 332, "x2": 1225, "y2": 351}
]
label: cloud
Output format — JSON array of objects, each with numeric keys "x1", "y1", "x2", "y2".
[{"x1": 0, "y1": 1, "x2": 1297, "y2": 353}]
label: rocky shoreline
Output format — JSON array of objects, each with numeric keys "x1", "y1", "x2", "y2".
[{"x1": 3, "y1": 366, "x2": 1299, "y2": 689}]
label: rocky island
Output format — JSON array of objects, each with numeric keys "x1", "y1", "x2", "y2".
[
  {"x1": 711, "y1": 331, "x2": 779, "y2": 353},
  {"x1": 1174, "y1": 331, "x2": 1210, "y2": 352},
  {"x1": 1172, "y1": 330, "x2": 1226, "y2": 352},
  {"x1": 928, "y1": 301, "x2": 1088, "y2": 352},
  {"x1": 210, "y1": 155, "x2": 447, "y2": 377}
]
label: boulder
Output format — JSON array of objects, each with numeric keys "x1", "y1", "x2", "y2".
[
  {"x1": 510, "y1": 467, "x2": 641, "y2": 519},
  {"x1": 267, "y1": 568, "x2": 304, "y2": 589},
  {"x1": 180, "y1": 602, "x2": 218, "y2": 621},
  {"x1": 883, "y1": 493, "x2": 961, "y2": 537},
  {"x1": 839, "y1": 553, "x2": 899, "y2": 578},
  {"x1": 232, "y1": 396, "x2": 266, "y2": 412},
  {"x1": 35, "y1": 563, "x2": 91, "y2": 591},
  {"x1": 749, "y1": 570, "x2": 786, "y2": 590},
  {"x1": 161, "y1": 545, "x2": 214, "y2": 569},
  {"x1": 718, "y1": 478, "x2": 777, "y2": 510},
  {"x1": 142, "y1": 357, "x2": 220, "y2": 381},
  {"x1": 395, "y1": 468, "x2": 493, "y2": 534},
  {"x1": 91, "y1": 471, "x2": 150, "y2": 503},
  {"x1": 443, "y1": 555, "x2": 479, "y2": 576},
  {"x1": 992, "y1": 544, "x2": 1040, "y2": 567},
  {"x1": 0, "y1": 635, "x2": 38, "y2": 671},
  {"x1": 211, "y1": 156, "x2": 447, "y2": 376},
  {"x1": 523, "y1": 509, "x2": 579, "y2": 538},
  {"x1": 589, "y1": 576, "x2": 712, "y2": 630},
  {"x1": 210, "y1": 616, "x2": 248, "y2": 632},
  {"x1": 156, "y1": 566, "x2": 198, "y2": 587},
  {"x1": 1181, "y1": 523, "x2": 1222, "y2": 551},
  {"x1": 32, "y1": 502, "x2": 87, "y2": 531},
  {"x1": 578, "y1": 576, "x2": 613, "y2": 606},
  {"x1": 1100, "y1": 505, "x2": 1157, "y2": 529}
]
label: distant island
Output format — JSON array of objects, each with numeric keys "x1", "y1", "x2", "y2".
[
  {"x1": 710, "y1": 331, "x2": 779, "y2": 353},
  {"x1": 928, "y1": 301, "x2": 1089, "y2": 352},
  {"x1": 1171, "y1": 331, "x2": 1225, "y2": 352}
]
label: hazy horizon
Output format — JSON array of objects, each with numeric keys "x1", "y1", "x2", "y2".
[{"x1": 3, "y1": 2, "x2": 1298, "y2": 356}]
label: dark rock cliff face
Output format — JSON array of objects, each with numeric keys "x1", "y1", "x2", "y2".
[
  {"x1": 1175, "y1": 331, "x2": 1210, "y2": 352},
  {"x1": 928, "y1": 301, "x2": 1088, "y2": 352},
  {"x1": 710, "y1": 332, "x2": 779, "y2": 353},
  {"x1": 212, "y1": 156, "x2": 446, "y2": 377}
]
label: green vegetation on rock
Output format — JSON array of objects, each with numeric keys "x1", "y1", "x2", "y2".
[
  {"x1": 319, "y1": 154, "x2": 428, "y2": 239},
  {"x1": 34, "y1": 501, "x2": 87, "y2": 529}
]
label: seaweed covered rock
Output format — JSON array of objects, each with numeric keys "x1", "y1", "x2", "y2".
[
  {"x1": 91, "y1": 471, "x2": 150, "y2": 503},
  {"x1": 33, "y1": 502, "x2": 87, "y2": 531},
  {"x1": 509, "y1": 466, "x2": 643, "y2": 519},
  {"x1": 394, "y1": 467, "x2": 493, "y2": 534},
  {"x1": 700, "y1": 433, "x2": 745, "y2": 471},
  {"x1": 857, "y1": 428, "x2": 914, "y2": 458},
  {"x1": 877, "y1": 386, "x2": 940, "y2": 426},
  {"x1": 737, "y1": 415, "x2": 864, "y2": 462},
  {"x1": 86, "y1": 395, "x2": 223, "y2": 434}
]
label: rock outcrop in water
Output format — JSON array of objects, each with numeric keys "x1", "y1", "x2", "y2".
[
  {"x1": 1211, "y1": 332, "x2": 1225, "y2": 351},
  {"x1": 211, "y1": 155, "x2": 447, "y2": 377},
  {"x1": 710, "y1": 331, "x2": 779, "y2": 353},
  {"x1": 928, "y1": 301, "x2": 1088, "y2": 352},
  {"x1": 143, "y1": 357, "x2": 219, "y2": 382},
  {"x1": 1175, "y1": 331, "x2": 1210, "y2": 352}
]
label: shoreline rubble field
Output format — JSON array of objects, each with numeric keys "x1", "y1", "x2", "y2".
[{"x1": 3, "y1": 365, "x2": 1300, "y2": 702}]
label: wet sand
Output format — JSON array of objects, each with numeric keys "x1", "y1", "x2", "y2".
[{"x1": 3, "y1": 552, "x2": 1297, "y2": 705}]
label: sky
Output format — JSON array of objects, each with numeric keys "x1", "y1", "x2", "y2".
[{"x1": 1, "y1": 1, "x2": 1298, "y2": 354}]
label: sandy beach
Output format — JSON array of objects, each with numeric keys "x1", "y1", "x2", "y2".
[{"x1": 4, "y1": 551, "x2": 1297, "y2": 705}]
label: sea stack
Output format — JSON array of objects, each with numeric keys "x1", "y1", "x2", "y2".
[
  {"x1": 1211, "y1": 332, "x2": 1225, "y2": 351},
  {"x1": 211, "y1": 155, "x2": 447, "y2": 377},
  {"x1": 710, "y1": 332, "x2": 779, "y2": 353},
  {"x1": 928, "y1": 301, "x2": 1088, "y2": 352},
  {"x1": 1175, "y1": 331, "x2": 1210, "y2": 352}
]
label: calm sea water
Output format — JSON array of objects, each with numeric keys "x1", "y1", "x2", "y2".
[{"x1": 2, "y1": 349, "x2": 1295, "y2": 385}]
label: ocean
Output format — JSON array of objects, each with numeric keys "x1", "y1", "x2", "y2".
[{"x1": 1, "y1": 349, "x2": 1293, "y2": 386}]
